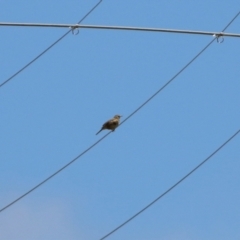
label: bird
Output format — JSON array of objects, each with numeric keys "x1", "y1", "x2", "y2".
[{"x1": 96, "y1": 115, "x2": 122, "y2": 135}]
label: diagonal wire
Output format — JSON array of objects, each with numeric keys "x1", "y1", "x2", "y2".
[
  {"x1": 0, "y1": 10, "x2": 239, "y2": 214},
  {"x1": 99, "y1": 129, "x2": 240, "y2": 240},
  {"x1": 222, "y1": 11, "x2": 240, "y2": 31},
  {"x1": 0, "y1": 132, "x2": 110, "y2": 213},
  {"x1": 0, "y1": 0, "x2": 102, "y2": 88},
  {"x1": 120, "y1": 38, "x2": 215, "y2": 126}
]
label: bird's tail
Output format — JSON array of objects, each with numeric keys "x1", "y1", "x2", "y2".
[{"x1": 96, "y1": 129, "x2": 102, "y2": 135}]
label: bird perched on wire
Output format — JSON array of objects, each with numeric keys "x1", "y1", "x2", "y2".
[{"x1": 96, "y1": 115, "x2": 122, "y2": 135}]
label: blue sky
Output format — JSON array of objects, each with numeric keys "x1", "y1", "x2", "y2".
[{"x1": 0, "y1": 1, "x2": 240, "y2": 239}]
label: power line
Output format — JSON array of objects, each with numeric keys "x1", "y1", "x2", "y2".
[
  {"x1": 0, "y1": 10, "x2": 239, "y2": 214},
  {"x1": 1, "y1": 22, "x2": 240, "y2": 38},
  {"x1": 0, "y1": 0, "x2": 102, "y2": 88},
  {"x1": 0, "y1": 132, "x2": 111, "y2": 213},
  {"x1": 99, "y1": 129, "x2": 240, "y2": 240}
]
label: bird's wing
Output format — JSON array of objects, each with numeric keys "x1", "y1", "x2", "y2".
[
  {"x1": 103, "y1": 119, "x2": 112, "y2": 128},
  {"x1": 102, "y1": 118, "x2": 118, "y2": 128}
]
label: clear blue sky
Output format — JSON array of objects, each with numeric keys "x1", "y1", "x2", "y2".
[{"x1": 0, "y1": 1, "x2": 240, "y2": 239}]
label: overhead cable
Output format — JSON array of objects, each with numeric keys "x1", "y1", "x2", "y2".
[
  {"x1": 1, "y1": 23, "x2": 240, "y2": 38},
  {"x1": 99, "y1": 129, "x2": 240, "y2": 240}
]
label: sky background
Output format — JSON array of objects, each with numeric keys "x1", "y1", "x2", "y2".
[{"x1": 0, "y1": 1, "x2": 240, "y2": 240}]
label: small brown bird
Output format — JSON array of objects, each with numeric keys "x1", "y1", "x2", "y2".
[{"x1": 96, "y1": 115, "x2": 122, "y2": 135}]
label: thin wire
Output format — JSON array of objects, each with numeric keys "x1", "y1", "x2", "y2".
[
  {"x1": 99, "y1": 129, "x2": 240, "y2": 240},
  {"x1": 1, "y1": 22, "x2": 240, "y2": 38},
  {"x1": 0, "y1": 0, "x2": 102, "y2": 88},
  {"x1": 222, "y1": 11, "x2": 240, "y2": 31},
  {"x1": 120, "y1": 39, "x2": 215, "y2": 126},
  {"x1": 0, "y1": 132, "x2": 110, "y2": 213},
  {"x1": 0, "y1": 10, "x2": 239, "y2": 214}
]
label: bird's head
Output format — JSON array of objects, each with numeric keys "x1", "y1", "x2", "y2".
[{"x1": 114, "y1": 115, "x2": 122, "y2": 119}]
